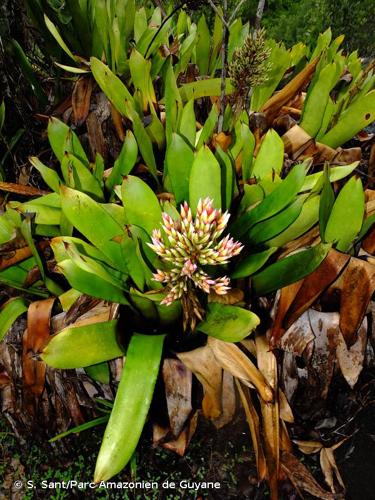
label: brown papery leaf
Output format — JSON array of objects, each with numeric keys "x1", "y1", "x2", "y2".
[
  {"x1": 294, "y1": 439, "x2": 324, "y2": 455},
  {"x1": 0, "y1": 182, "x2": 50, "y2": 196},
  {"x1": 281, "y1": 451, "x2": 335, "y2": 500},
  {"x1": 87, "y1": 111, "x2": 107, "y2": 159},
  {"x1": 72, "y1": 76, "x2": 93, "y2": 126},
  {"x1": 208, "y1": 337, "x2": 274, "y2": 403},
  {"x1": 255, "y1": 334, "x2": 280, "y2": 498},
  {"x1": 177, "y1": 345, "x2": 222, "y2": 419},
  {"x1": 282, "y1": 124, "x2": 313, "y2": 160},
  {"x1": 270, "y1": 281, "x2": 303, "y2": 348},
  {"x1": 284, "y1": 250, "x2": 350, "y2": 329},
  {"x1": 278, "y1": 390, "x2": 294, "y2": 423},
  {"x1": 111, "y1": 104, "x2": 125, "y2": 142},
  {"x1": 22, "y1": 298, "x2": 55, "y2": 413},
  {"x1": 262, "y1": 58, "x2": 319, "y2": 124},
  {"x1": 160, "y1": 412, "x2": 199, "y2": 457},
  {"x1": 0, "y1": 239, "x2": 49, "y2": 271},
  {"x1": 339, "y1": 257, "x2": 375, "y2": 347},
  {"x1": 279, "y1": 310, "x2": 315, "y2": 356},
  {"x1": 235, "y1": 380, "x2": 267, "y2": 481},
  {"x1": 320, "y1": 445, "x2": 346, "y2": 494},
  {"x1": 362, "y1": 226, "x2": 375, "y2": 255},
  {"x1": 212, "y1": 370, "x2": 236, "y2": 429},
  {"x1": 336, "y1": 317, "x2": 367, "y2": 388},
  {"x1": 162, "y1": 358, "x2": 192, "y2": 437},
  {"x1": 212, "y1": 132, "x2": 232, "y2": 152}
]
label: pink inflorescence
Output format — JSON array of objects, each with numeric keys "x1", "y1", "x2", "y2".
[{"x1": 148, "y1": 198, "x2": 243, "y2": 305}]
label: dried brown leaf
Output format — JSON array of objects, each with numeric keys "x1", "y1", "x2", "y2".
[
  {"x1": 72, "y1": 76, "x2": 93, "y2": 126},
  {"x1": 336, "y1": 317, "x2": 367, "y2": 388}
]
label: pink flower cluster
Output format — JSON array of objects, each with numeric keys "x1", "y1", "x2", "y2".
[{"x1": 148, "y1": 198, "x2": 243, "y2": 305}]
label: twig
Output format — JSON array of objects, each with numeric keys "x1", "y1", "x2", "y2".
[
  {"x1": 217, "y1": 0, "x2": 228, "y2": 133},
  {"x1": 228, "y1": 0, "x2": 247, "y2": 25},
  {"x1": 207, "y1": 0, "x2": 229, "y2": 29},
  {"x1": 255, "y1": 0, "x2": 266, "y2": 29}
]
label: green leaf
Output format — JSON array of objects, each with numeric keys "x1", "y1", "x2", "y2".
[
  {"x1": 189, "y1": 146, "x2": 222, "y2": 212},
  {"x1": 165, "y1": 133, "x2": 194, "y2": 204},
  {"x1": 49, "y1": 416, "x2": 109, "y2": 443},
  {"x1": 94, "y1": 333, "x2": 165, "y2": 482},
  {"x1": 319, "y1": 167, "x2": 335, "y2": 239},
  {"x1": 30, "y1": 157, "x2": 61, "y2": 193},
  {"x1": 48, "y1": 117, "x2": 88, "y2": 165},
  {"x1": 231, "y1": 248, "x2": 277, "y2": 279},
  {"x1": 131, "y1": 112, "x2": 158, "y2": 179},
  {"x1": 216, "y1": 147, "x2": 235, "y2": 211},
  {"x1": 85, "y1": 363, "x2": 110, "y2": 384},
  {"x1": 0, "y1": 101, "x2": 5, "y2": 131},
  {"x1": 44, "y1": 14, "x2": 76, "y2": 62},
  {"x1": 62, "y1": 153, "x2": 103, "y2": 200},
  {"x1": 196, "y1": 105, "x2": 219, "y2": 149},
  {"x1": 90, "y1": 57, "x2": 135, "y2": 117},
  {"x1": 325, "y1": 177, "x2": 365, "y2": 252},
  {"x1": 247, "y1": 197, "x2": 305, "y2": 245},
  {"x1": 267, "y1": 195, "x2": 320, "y2": 247},
  {"x1": 0, "y1": 297, "x2": 28, "y2": 342},
  {"x1": 197, "y1": 303, "x2": 260, "y2": 342},
  {"x1": 60, "y1": 187, "x2": 126, "y2": 271},
  {"x1": 178, "y1": 78, "x2": 234, "y2": 102},
  {"x1": 240, "y1": 122, "x2": 255, "y2": 182},
  {"x1": 196, "y1": 15, "x2": 210, "y2": 75},
  {"x1": 179, "y1": 99, "x2": 196, "y2": 147},
  {"x1": 320, "y1": 90, "x2": 375, "y2": 148},
  {"x1": 252, "y1": 129, "x2": 284, "y2": 179},
  {"x1": 230, "y1": 163, "x2": 307, "y2": 239},
  {"x1": 106, "y1": 131, "x2": 138, "y2": 191},
  {"x1": 252, "y1": 243, "x2": 331, "y2": 296},
  {"x1": 41, "y1": 321, "x2": 123, "y2": 369},
  {"x1": 301, "y1": 162, "x2": 359, "y2": 192},
  {"x1": 121, "y1": 176, "x2": 162, "y2": 236}
]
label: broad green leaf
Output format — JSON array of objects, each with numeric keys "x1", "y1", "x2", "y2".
[
  {"x1": 48, "y1": 117, "x2": 88, "y2": 165},
  {"x1": 62, "y1": 153, "x2": 103, "y2": 200},
  {"x1": 164, "y1": 59, "x2": 182, "y2": 146},
  {"x1": 13, "y1": 202, "x2": 61, "y2": 225},
  {"x1": 52, "y1": 236, "x2": 108, "y2": 264},
  {"x1": 357, "y1": 213, "x2": 375, "y2": 241},
  {"x1": 319, "y1": 168, "x2": 335, "y2": 239},
  {"x1": 300, "y1": 62, "x2": 337, "y2": 137},
  {"x1": 230, "y1": 163, "x2": 307, "y2": 239},
  {"x1": 196, "y1": 105, "x2": 219, "y2": 149},
  {"x1": 179, "y1": 78, "x2": 234, "y2": 102},
  {"x1": 41, "y1": 321, "x2": 123, "y2": 369},
  {"x1": 0, "y1": 214, "x2": 15, "y2": 245},
  {"x1": 106, "y1": 131, "x2": 138, "y2": 191},
  {"x1": 231, "y1": 248, "x2": 277, "y2": 279},
  {"x1": 121, "y1": 176, "x2": 162, "y2": 235},
  {"x1": 189, "y1": 146, "x2": 222, "y2": 212},
  {"x1": 252, "y1": 243, "x2": 331, "y2": 296},
  {"x1": 179, "y1": 99, "x2": 196, "y2": 147},
  {"x1": 44, "y1": 15, "x2": 76, "y2": 62},
  {"x1": 131, "y1": 112, "x2": 158, "y2": 179},
  {"x1": 85, "y1": 363, "x2": 110, "y2": 384},
  {"x1": 60, "y1": 187, "x2": 126, "y2": 271},
  {"x1": 55, "y1": 63, "x2": 90, "y2": 74},
  {"x1": 30, "y1": 157, "x2": 61, "y2": 193},
  {"x1": 0, "y1": 297, "x2": 28, "y2": 341},
  {"x1": 252, "y1": 129, "x2": 284, "y2": 179},
  {"x1": 197, "y1": 303, "x2": 260, "y2": 342},
  {"x1": 247, "y1": 197, "x2": 304, "y2": 245},
  {"x1": 216, "y1": 146, "x2": 235, "y2": 211},
  {"x1": 91, "y1": 57, "x2": 135, "y2": 117},
  {"x1": 267, "y1": 195, "x2": 320, "y2": 247},
  {"x1": 240, "y1": 122, "x2": 255, "y2": 182},
  {"x1": 301, "y1": 162, "x2": 358, "y2": 191},
  {"x1": 320, "y1": 90, "x2": 375, "y2": 148},
  {"x1": 165, "y1": 133, "x2": 194, "y2": 204},
  {"x1": 94, "y1": 333, "x2": 165, "y2": 482},
  {"x1": 325, "y1": 177, "x2": 365, "y2": 252},
  {"x1": 196, "y1": 15, "x2": 210, "y2": 75}
]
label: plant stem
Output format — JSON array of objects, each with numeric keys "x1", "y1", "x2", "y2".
[
  {"x1": 255, "y1": 0, "x2": 266, "y2": 29},
  {"x1": 218, "y1": 0, "x2": 228, "y2": 133}
]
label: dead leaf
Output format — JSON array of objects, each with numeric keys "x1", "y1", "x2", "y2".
[
  {"x1": 319, "y1": 443, "x2": 346, "y2": 494},
  {"x1": 86, "y1": 111, "x2": 107, "y2": 160},
  {"x1": 111, "y1": 104, "x2": 125, "y2": 142},
  {"x1": 22, "y1": 298, "x2": 55, "y2": 414},
  {"x1": 212, "y1": 370, "x2": 236, "y2": 429},
  {"x1": 282, "y1": 124, "x2": 313, "y2": 160},
  {"x1": 362, "y1": 226, "x2": 375, "y2": 254},
  {"x1": 278, "y1": 389, "x2": 294, "y2": 423},
  {"x1": 154, "y1": 412, "x2": 199, "y2": 456},
  {"x1": 294, "y1": 439, "x2": 324, "y2": 455},
  {"x1": 262, "y1": 58, "x2": 319, "y2": 124},
  {"x1": 235, "y1": 380, "x2": 267, "y2": 481},
  {"x1": 208, "y1": 337, "x2": 274, "y2": 402},
  {"x1": 281, "y1": 451, "x2": 335, "y2": 500},
  {"x1": 270, "y1": 281, "x2": 304, "y2": 348},
  {"x1": 336, "y1": 317, "x2": 367, "y2": 388},
  {"x1": 338, "y1": 257, "x2": 375, "y2": 347},
  {"x1": 212, "y1": 132, "x2": 232, "y2": 151},
  {"x1": 72, "y1": 76, "x2": 93, "y2": 126},
  {"x1": 162, "y1": 358, "x2": 192, "y2": 437},
  {"x1": 0, "y1": 182, "x2": 49, "y2": 196},
  {"x1": 284, "y1": 250, "x2": 350, "y2": 329},
  {"x1": 177, "y1": 345, "x2": 222, "y2": 419},
  {"x1": 279, "y1": 311, "x2": 315, "y2": 356},
  {"x1": 0, "y1": 240, "x2": 50, "y2": 271}
]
